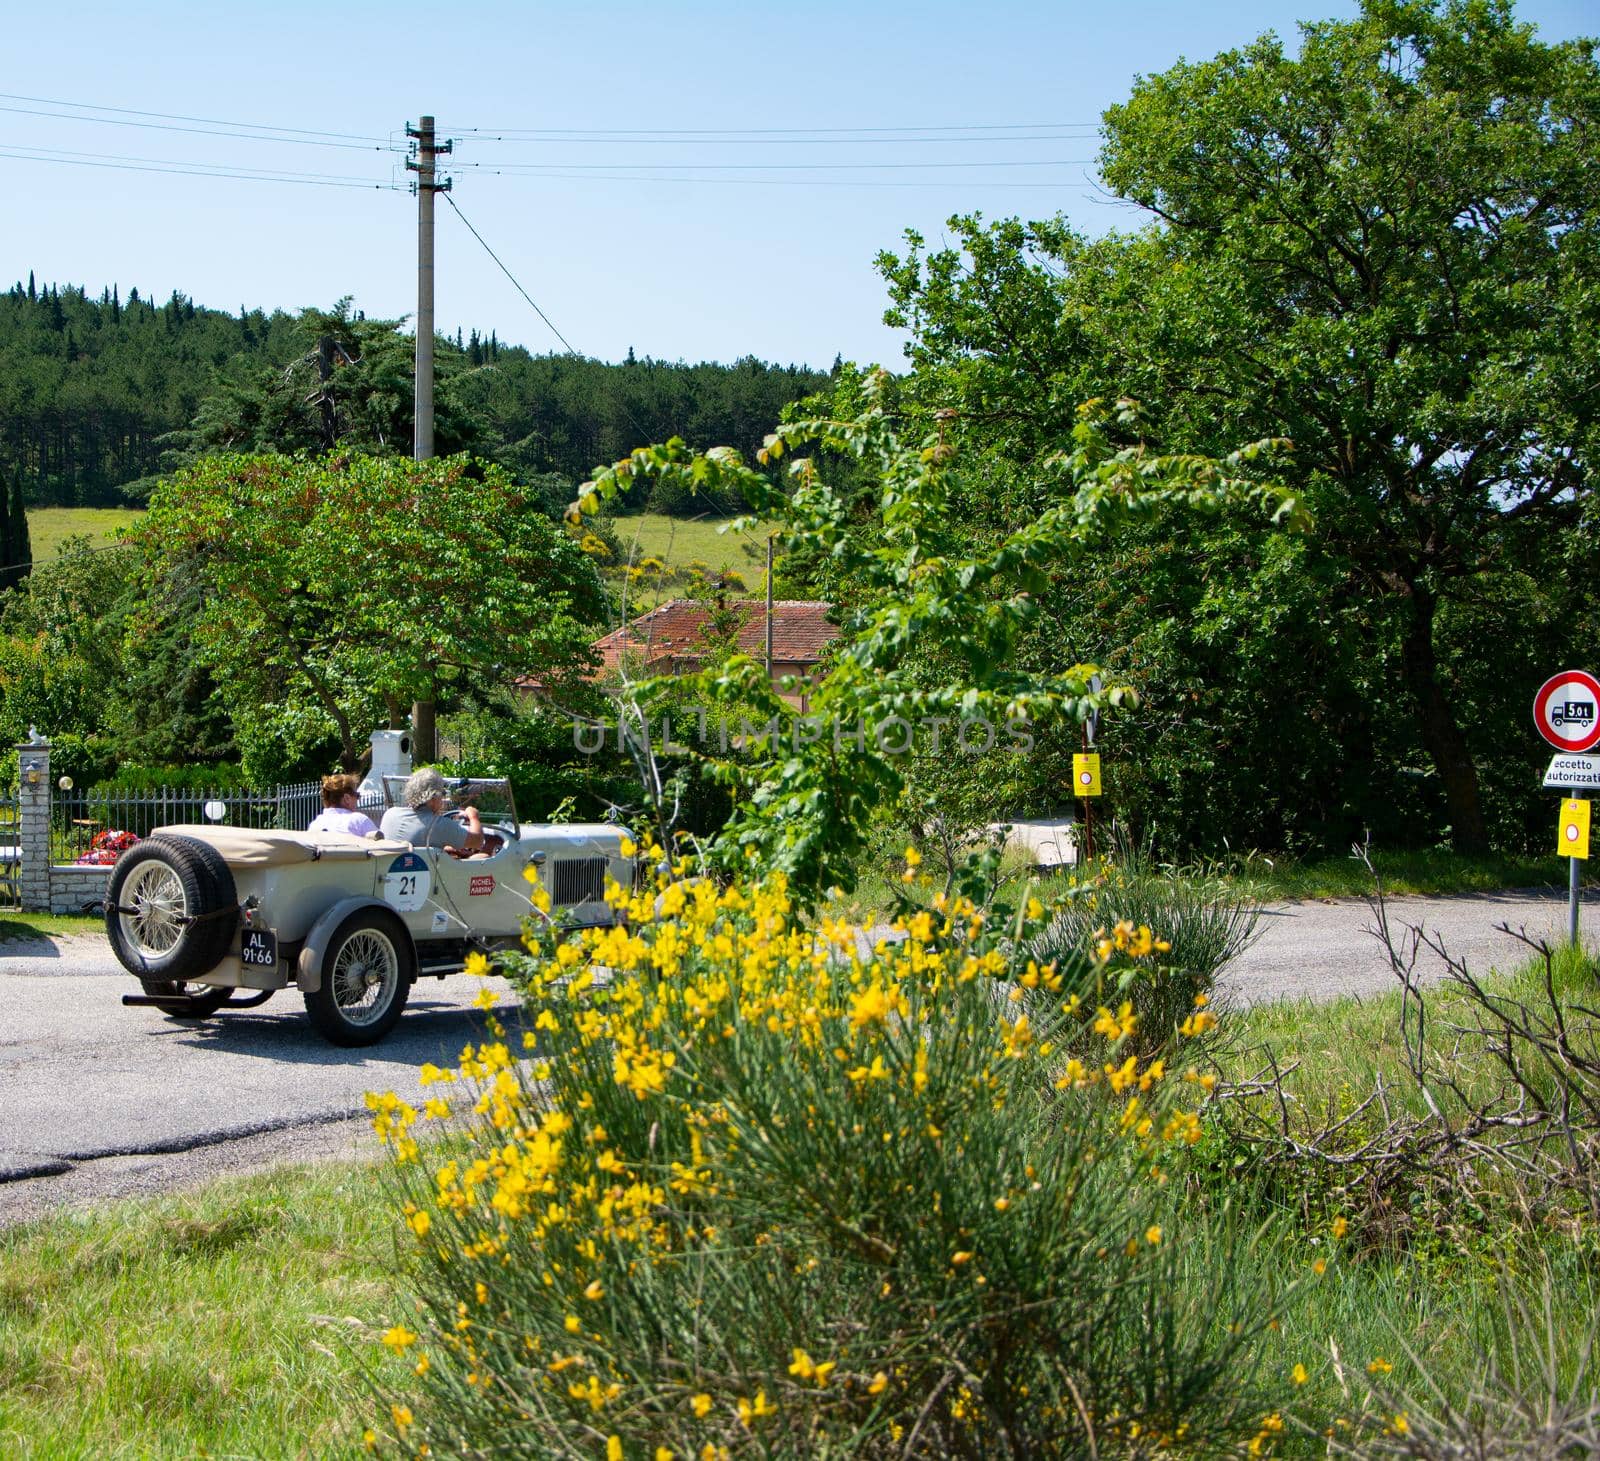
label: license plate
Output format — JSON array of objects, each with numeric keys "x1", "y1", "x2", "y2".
[{"x1": 240, "y1": 929, "x2": 278, "y2": 968}]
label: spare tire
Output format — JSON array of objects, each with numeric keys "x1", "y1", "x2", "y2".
[{"x1": 105, "y1": 836, "x2": 239, "y2": 984}]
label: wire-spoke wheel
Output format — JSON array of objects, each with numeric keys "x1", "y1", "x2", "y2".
[
  {"x1": 304, "y1": 911, "x2": 412, "y2": 1047},
  {"x1": 105, "y1": 836, "x2": 238, "y2": 986},
  {"x1": 120, "y1": 861, "x2": 187, "y2": 958},
  {"x1": 330, "y1": 930, "x2": 401, "y2": 1026}
]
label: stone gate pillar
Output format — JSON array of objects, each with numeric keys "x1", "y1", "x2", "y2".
[{"x1": 15, "y1": 737, "x2": 51, "y2": 913}]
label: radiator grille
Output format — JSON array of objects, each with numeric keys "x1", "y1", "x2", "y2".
[{"x1": 552, "y1": 856, "x2": 608, "y2": 907}]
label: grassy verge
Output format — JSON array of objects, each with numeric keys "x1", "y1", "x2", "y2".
[
  {"x1": 2, "y1": 946, "x2": 1591, "y2": 1455},
  {"x1": 842, "y1": 844, "x2": 1572, "y2": 920},
  {"x1": 1243, "y1": 1217, "x2": 1598, "y2": 1451},
  {"x1": 0, "y1": 912, "x2": 106, "y2": 944},
  {"x1": 24, "y1": 507, "x2": 143, "y2": 560},
  {"x1": 1231, "y1": 847, "x2": 1568, "y2": 900},
  {"x1": 0, "y1": 1161, "x2": 400, "y2": 1458},
  {"x1": 1219, "y1": 946, "x2": 1600, "y2": 1449},
  {"x1": 1225, "y1": 942, "x2": 1597, "y2": 1118}
]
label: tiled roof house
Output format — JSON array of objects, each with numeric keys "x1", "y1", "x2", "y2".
[{"x1": 592, "y1": 599, "x2": 836, "y2": 705}]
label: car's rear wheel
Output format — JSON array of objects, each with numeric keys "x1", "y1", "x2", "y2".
[
  {"x1": 106, "y1": 837, "x2": 238, "y2": 985},
  {"x1": 304, "y1": 911, "x2": 412, "y2": 1047}
]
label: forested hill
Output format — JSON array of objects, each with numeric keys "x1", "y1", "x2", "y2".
[{"x1": 0, "y1": 276, "x2": 833, "y2": 508}]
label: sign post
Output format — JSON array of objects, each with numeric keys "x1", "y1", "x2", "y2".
[
  {"x1": 1075, "y1": 674, "x2": 1104, "y2": 866},
  {"x1": 1534, "y1": 671, "x2": 1600, "y2": 948},
  {"x1": 1073, "y1": 750, "x2": 1102, "y2": 864}
]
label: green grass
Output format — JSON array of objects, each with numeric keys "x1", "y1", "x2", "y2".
[
  {"x1": 841, "y1": 837, "x2": 1568, "y2": 925},
  {"x1": 1219, "y1": 946, "x2": 1600, "y2": 1450},
  {"x1": 1227, "y1": 942, "x2": 1598, "y2": 1124},
  {"x1": 599, "y1": 512, "x2": 772, "y2": 612},
  {"x1": 0, "y1": 912, "x2": 105, "y2": 944},
  {"x1": 607, "y1": 511, "x2": 770, "y2": 572},
  {"x1": 1239, "y1": 1216, "x2": 1599, "y2": 1452},
  {"x1": 0, "y1": 1161, "x2": 403, "y2": 1459},
  {"x1": 849, "y1": 845, "x2": 1573, "y2": 920},
  {"x1": 24, "y1": 507, "x2": 143, "y2": 561},
  {"x1": 1223, "y1": 846, "x2": 1569, "y2": 900}
]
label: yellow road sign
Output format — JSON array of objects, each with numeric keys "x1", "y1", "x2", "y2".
[
  {"x1": 1559, "y1": 798, "x2": 1590, "y2": 860},
  {"x1": 1073, "y1": 753, "x2": 1102, "y2": 798}
]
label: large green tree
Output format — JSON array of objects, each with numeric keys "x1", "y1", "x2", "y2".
[
  {"x1": 166, "y1": 298, "x2": 486, "y2": 465},
  {"x1": 136, "y1": 453, "x2": 607, "y2": 779},
  {"x1": 881, "y1": 0, "x2": 1600, "y2": 852},
  {"x1": 574, "y1": 379, "x2": 1297, "y2": 898}
]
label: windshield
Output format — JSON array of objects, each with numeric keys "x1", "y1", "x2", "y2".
[{"x1": 380, "y1": 775, "x2": 519, "y2": 837}]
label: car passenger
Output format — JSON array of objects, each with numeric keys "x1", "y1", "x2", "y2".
[
  {"x1": 306, "y1": 773, "x2": 380, "y2": 838},
  {"x1": 379, "y1": 767, "x2": 484, "y2": 855}
]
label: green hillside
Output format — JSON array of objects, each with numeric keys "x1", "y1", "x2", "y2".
[
  {"x1": 26, "y1": 507, "x2": 143, "y2": 559},
  {"x1": 0, "y1": 278, "x2": 831, "y2": 509}
]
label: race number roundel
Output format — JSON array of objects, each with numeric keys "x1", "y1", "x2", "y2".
[
  {"x1": 1533, "y1": 670, "x2": 1600, "y2": 753},
  {"x1": 382, "y1": 851, "x2": 432, "y2": 912}
]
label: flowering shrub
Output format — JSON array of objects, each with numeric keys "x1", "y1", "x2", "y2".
[
  {"x1": 368, "y1": 850, "x2": 1285, "y2": 1457},
  {"x1": 73, "y1": 828, "x2": 139, "y2": 866},
  {"x1": 1025, "y1": 850, "x2": 1260, "y2": 1057}
]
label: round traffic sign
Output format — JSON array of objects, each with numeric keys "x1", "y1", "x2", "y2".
[{"x1": 1534, "y1": 670, "x2": 1600, "y2": 752}]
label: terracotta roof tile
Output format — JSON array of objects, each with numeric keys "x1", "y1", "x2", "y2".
[{"x1": 592, "y1": 599, "x2": 837, "y2": 674}]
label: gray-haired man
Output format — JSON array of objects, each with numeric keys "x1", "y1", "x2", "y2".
[{"x1": 379, "y1": 767, "x2": 484, "y2": 854}]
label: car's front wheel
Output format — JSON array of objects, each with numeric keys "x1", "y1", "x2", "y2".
[{"x1": 303, "y1": 911, "x2": 413, "y2": 1047}]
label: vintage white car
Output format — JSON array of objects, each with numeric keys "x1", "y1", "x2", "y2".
[{"x1": 103, "y1": 778, "x2": 632, "y2": 1046}]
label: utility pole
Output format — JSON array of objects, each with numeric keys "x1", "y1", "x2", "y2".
[
  {"x1": 405, "y1": 114, "x2": 451, "y2": 760},
  {"x1": 406, "y1": 115, "x2": 450, "y2": 459}
]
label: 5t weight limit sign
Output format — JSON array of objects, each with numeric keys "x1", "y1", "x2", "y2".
[{"x1": 1534, "y1": 670, "x2": 1600, "y2": 753}]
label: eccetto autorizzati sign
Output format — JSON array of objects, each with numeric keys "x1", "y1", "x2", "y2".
[{"x1": 1544, "y1": 753, "x2": 1600, "y2": 791}]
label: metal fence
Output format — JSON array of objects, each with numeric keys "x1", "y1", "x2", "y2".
[
  {"x1": 0, "y1": 792, "x2": 18, "y2": 909},
  {"x1": 50, "y1": 780, "x2": 324, "y2": 864}
]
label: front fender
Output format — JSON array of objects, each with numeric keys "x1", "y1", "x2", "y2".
[{"x1": 296, "y1": 896, "x2": 413, "y2": 993}]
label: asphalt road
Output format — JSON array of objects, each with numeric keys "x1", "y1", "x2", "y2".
[
  {"x1": 2, "y1": 886, "x2": 1595, "y2": 1224},
  {"x1": 0, "y1": 935, "x2": 525, "y2": 1225},
  {"x1": 1218, "y1": 885, "x2": 1598, "y2": 1007}
]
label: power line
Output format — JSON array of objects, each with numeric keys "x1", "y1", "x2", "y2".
[
  {"x1": 452, "y1": 157, "x2": 1096, "y2": 173},
  {"x1": 7, "y1": 142, "x2": 400, "y2": 184},
  {"x1": 0, "y1": 146, "x2": 404, "y2": 190},
  {"x1": 442, "y1": 193, "x2": 766, "y2": 543},
  {"x1": 0, "y1": 102, "x2": 401, "y2": 152},
  {"x1": 452, "y1": 168, "x2": 1083, "y2": 190},
  {"x1": 454, "y1": 132, "x2": 1094, "y2": 148},
  {"x1": 441, "y1": 192, "x2": 582, "y2": 357},
  {"x1": 0, "y1": 91, "x2": 390, "y2": 143},
  {"x1": 447, "y1": 121, "x2": 1098, "y2": 137},
  {"x1": 1, "y1": 140, "x2": 1088, "y2": 193}
]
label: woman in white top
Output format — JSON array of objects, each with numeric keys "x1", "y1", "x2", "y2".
[{"x1": 306, "y1": 773, "x2": 380, "y2": 837}]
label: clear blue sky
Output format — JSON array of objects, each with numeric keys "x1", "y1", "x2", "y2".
[{"x1": 8, "y1": 0, "x2": 1593, "y2": 370}]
